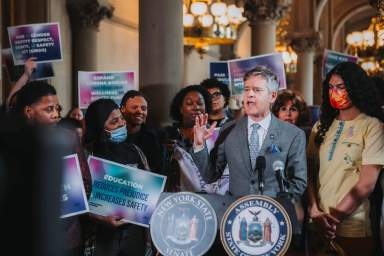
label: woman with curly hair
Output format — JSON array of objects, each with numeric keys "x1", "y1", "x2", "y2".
[
  {"x1": 307, "y1": 62, "x2": 384, "y2": 255},
  {"x1": 200, "y1": 78, "x2": 232, "y2": 127},
  {"x1": 159, "y1": 85, "x2": 213, "y2": 191}
]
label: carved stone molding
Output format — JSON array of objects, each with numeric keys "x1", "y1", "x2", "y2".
[
  {"x1": 66, "y1": 0, "x2": 114, "y2": 29},
  {"x1": 379, "y1": 0, "x2": 384, "y2": 19},
  {"x1": 243, "y1": 0, "x2": 292, "y2": 25},
  {"x1": 369, "y1": 0, "x2": 384, "y2": 17},
  {"x1": 291, "y1": 31, "x2": 321, "y2": 52}
]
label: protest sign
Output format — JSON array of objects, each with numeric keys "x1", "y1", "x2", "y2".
[
  {"x1": 61, "y1": 154, "x2": 89, "y2": 218},
  {"x1": 209, "y1": 61, "x2": 229, "y2": 86},
  {"x1": 78, "y1": 71, "x2": 135, "y2": 109},
  {"x1": 322, "y1": 49, "x2": 358, "y2": 79},
  {"x1": 88, "y1": 156, "x2": 167, "y2": 227},
  {"x1": 228, "y1": 53, "x2": 287, "y2": 96},
  {"x1": 1, "y1": 48, "x2": 54, "y2": 82},
  {"x1": 8, "y1": 22, "x2": 63, "y2": 65}
]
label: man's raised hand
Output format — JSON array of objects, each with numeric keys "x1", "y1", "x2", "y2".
[{"x1": 193, "y1": 113, "x2": 217, "y2": 147}]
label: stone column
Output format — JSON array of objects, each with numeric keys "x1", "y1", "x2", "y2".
[
  {"x1": 244, "y1": 0, "x2": 292, "y2": 55},
  {"x1": 139, "y1": 0, "x2": 183, "y2": 127},
  {"x1": 291, "y1": 32, "x2": 321, "y2": 105},
  {"x1": 66, "y1": 0, "x2": 113, "y2": 103}
]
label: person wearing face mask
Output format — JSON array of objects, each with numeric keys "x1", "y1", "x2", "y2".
[
  {"x1": 84, "y1": 99, "x2": 148, "y2": 168},
  {"x1": 83, "y1": 98, "x2": 149, "y2": 256},
  {"x1": 307, "y1": 62, "x2": 384, "y2": 255}
]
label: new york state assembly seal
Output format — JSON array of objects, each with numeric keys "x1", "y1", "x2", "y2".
[
  {"x1": 150, "y1": 192, "x2": 217, "y2": 256},
  {"x1": 221, "y1": 195, "x2": 292, "y2": 256}
]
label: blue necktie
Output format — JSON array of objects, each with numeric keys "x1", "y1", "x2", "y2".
[{"x1": 249, "y1": 123, "x2": 261, "y2": 169}]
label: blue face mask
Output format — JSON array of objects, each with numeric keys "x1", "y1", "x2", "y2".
[{"x1": 108, "y1": 126, "x2": 127, "y2": 143}]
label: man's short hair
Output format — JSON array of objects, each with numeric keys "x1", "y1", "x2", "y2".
[
  {"x1": 120, "y1": 90, "x2": 147, "y2": 108},
  {"x1": 243, "y1": 66, "x2": 279, "y2": 92},
  {"x1": 14, "y1": 81, "x2": 57, "y2": 113}
]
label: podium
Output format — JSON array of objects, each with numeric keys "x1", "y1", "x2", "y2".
[
  {"x1": 158, "y1": 192, "x2": 302, "y2": 236},
  {"x1": 155, "y1": 192, "x2": 304, "y2": 255}
]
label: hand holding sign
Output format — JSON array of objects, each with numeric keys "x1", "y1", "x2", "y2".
[
  {"x1": 8, "y1": 22, "x2": 63, "y2": 65},
  {"x1": 24, "y1": 57, "x2": 37, "y2": 77},
  {"x1": 87, "y1": 156, "x2": 166, "y2": 227},
  {"x1": 90, "y1": 213, "x2": 126, "y2": 228}
]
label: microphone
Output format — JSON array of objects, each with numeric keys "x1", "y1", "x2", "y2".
[
  {"x1": 255, "y1": 156, "x2": 266, "y2": 195},
  {"x1": 273, "y1": 160, "x2": 288, "y2": 193}
]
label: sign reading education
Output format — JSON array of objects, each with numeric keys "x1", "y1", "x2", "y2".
[
  {"x1": 8, "y1": 22, "x2": 63, "y2": 65},
  {"x1": 322, "y1": 49, "x2": 358, "y2": 79},
  {"x1": 228, "y1": 53, "x2": 287, "y2": 96},
  {"x1": 87, "y1": 156, "x2": 166, "y2": 227},
  {"x1": 78, "y1": 71, "x2": 135, "y2": 109},
  {"x1": 209, "y1": 61, "x2": 229, "y2": 86},
  {"x1": 61, "y1": 154, "x2": 89, "y2": 218}
]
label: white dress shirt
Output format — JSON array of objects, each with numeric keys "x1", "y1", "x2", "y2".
[
  {"x1": 247, "y1": 113, "x2": 272, "y2": 151},
  {"x1": 193, "y1": 113, "x2": 272, "y2": 153}
]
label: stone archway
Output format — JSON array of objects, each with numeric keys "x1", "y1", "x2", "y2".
[
  {"x1": 315, "y1": 0, "x2": 328, "y2": 31},
  {"x1": 331, "y1": 4, "x2": 375, "y2": 50}
]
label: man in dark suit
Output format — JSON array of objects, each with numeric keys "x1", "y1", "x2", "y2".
[{"x1": 192, "y1": 66, "x2": 307, "y2": 201}]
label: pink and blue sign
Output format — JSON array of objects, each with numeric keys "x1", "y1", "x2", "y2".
[
  {"x1": 78, "y1": 71, "x2": 135, "y2": 109},
  {"x1": 61, "y1": 154, "x2": 89, "y2": 218},
  {"x1": 87, "y1": 156, "x2": 166, "y2": 227},
  {"x1": 322, "y1": 49, "x2": 358, "y2": 79},
  {"x1": 8, "y1": 22, "x2": 63, "y2": 65},
  {"x1": 2, "y1": 48, "x2": 54, "y2": 82},
  {"x1": 228, "y1": 53, "x2": 287, "y2": 96}
]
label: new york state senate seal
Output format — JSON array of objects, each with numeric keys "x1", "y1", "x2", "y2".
[
  {"x1": 150, "y1": 192, "x2": 217, "y2": 256},
  {"x1": 221, "y1": 195, "x2": 292, "y2": 256}
]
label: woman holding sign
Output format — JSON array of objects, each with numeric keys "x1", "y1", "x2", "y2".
[
  {"x1": 84, "y1": 99, "x2": 149, "y2": 256},
  {"x1": 307, "y1": 62, "x2": 384, "y2": 255}
]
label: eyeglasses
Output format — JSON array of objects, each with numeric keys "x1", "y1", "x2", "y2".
[
  {"x1": 328, "y1": 83, "x2": 346, "y2": 91},
  {"x1": 210, "y1": 91, "x2": 222, "y2": 98}
]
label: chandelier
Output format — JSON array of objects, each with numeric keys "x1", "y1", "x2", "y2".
[
  {"x1": 346, "y1": 17, "x2": 384, "y2": 74},
  {"x1": 276, "y1": 44, "x2": 297, "y2": 73},
  {"x1": 275, "y1": 14, "x2": 297, "y2": 74},
  {"x1": 346, "y1": 1, "x2": 384, "y2": 74},
  {"x1": 183, "y1": 0, "x2": 246, "y2": 57},
  {"x1": 377, "y1": 0, "x2": 384, "y2": 27}
]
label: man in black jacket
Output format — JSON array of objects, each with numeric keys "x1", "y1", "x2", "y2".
[{"x1": 120, "y1": 90, "x2": 165, "y2": 174}]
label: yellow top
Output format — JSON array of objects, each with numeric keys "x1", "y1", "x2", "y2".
[{"x1": 307, "y1": 113, "x2": 384, "y2": 237}]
